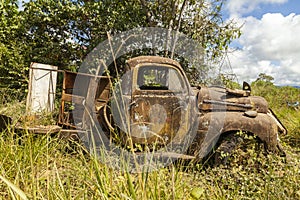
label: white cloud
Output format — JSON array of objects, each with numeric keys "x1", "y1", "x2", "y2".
[
  {"x1": 226, "y1": 0, "x2": 288, "y2": 17},
  {"x1": 228, "y1": 47, "x2": 300, "y2": 86},
  {"x1": 239, "y1": 13, "x2": 300, "y2": 62},
  {"x1": 224, "y1": 1, "x2": 300, "y2": 86}
]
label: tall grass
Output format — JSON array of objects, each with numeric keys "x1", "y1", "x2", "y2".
[
  {"x1": 0, "y1": 127, "x2": 299, "y2": 199},
  {"x1": 0, "y1": 85, "x2": 299, "y2": 199},
  {"x1": 251, "y1": 83, "x2": 300, "y2": 148}
]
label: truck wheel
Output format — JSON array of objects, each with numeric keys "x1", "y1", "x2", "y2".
[{"x1": 212, "y1": 132, "x2": 244, "y2": 166}]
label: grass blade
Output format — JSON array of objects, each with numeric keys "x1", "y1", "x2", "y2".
[{"x1": 0, "y1": 174, "x2": 28, "y2": 200}]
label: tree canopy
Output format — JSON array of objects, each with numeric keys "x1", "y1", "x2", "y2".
[
  {"x1": 0, "y1": 0, "x2": 241, "y2": 94},
  {"x1": 0, "y1": 0, "x2": 27, "y2": 91}
]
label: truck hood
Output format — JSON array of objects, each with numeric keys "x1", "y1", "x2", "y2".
[{"x1": 197, "y1": 86, "x2": 269, "y2": 113}]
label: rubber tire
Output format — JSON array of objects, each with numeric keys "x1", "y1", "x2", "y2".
[{"x1": 213, "y1": 132, "x2": 244, "y2": 166}]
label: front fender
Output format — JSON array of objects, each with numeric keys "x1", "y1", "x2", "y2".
[
  {"x1": 193, "y1": 111, "x2": 283, "y2": 159},
  {"x1": 221, "y1": 112, "x2": 279, "y2": 150}
]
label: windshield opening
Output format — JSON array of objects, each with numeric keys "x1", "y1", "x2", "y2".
[{"x1": 137, "y1": 65, "x2": 187, "y2": 92}]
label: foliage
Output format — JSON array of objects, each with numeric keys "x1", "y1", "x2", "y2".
[
  {"x1": 0, "y1": 0, "x2": 241, "y2": 100},
  {"x1": 21, "y1": 0, "x2": 81, "y2": 69},
  {"x1": 251, "y1": 74, "x2": 299, "y2": 109},
  {"x1": 256, "y1": 73, "x2": 274, "y2": 82},
  {"x1": 139, "y1": 0, "x2": 241, "y2": 58},
  {"x1": 0, "y1": 0, "x2": 28, "y2": 93},
  {"x1": 251, "y1": 75, "x2": 300, "y2": 148}
]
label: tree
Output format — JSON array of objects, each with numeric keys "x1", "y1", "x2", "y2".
[
  {"x1": 18, "y1": 0, "x2": 240, "y2": 82},
  {"x1": 21, "y1": 0, "x2": 147, "y2": 70},
  {"x1": 251, "y1": 73, "x2": 276, "y2": 98},
  {"x1": 21, "y1": 0, "x2": 82, "y2": 69},
  {"x1": 140, "y1": 0, "x2": 241, "y2": 58},
  {"x1": 0, "y1": 0, "x2": 241, "y2": 98},
  {"x1": 252, "y1": 73, "x2": 275, "y2": 88},
  {"x1": 256, "y1": 73, "x2": 274, "y2": 83},
  {"x1": 21, "y1": 0, "x2": 240, "y2": 69},
  {"x1": 0, "y1": 0, "x2": 28, "y2": 95}
]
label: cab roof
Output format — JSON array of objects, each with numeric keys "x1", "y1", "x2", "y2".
[{"x1": 126, "y1": 56, "x2": 183, "y2": 70}]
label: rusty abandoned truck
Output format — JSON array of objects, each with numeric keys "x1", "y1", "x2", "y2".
[{"x1": 59, "y1": 56, "x2": 287, "y2": 164}]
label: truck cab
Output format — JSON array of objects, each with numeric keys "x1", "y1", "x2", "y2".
[{"x1": 110, "y1": 56, "x2": 198, "y2": 148}]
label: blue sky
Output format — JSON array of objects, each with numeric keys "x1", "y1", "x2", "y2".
[
  {"x1": 223, "y1": 0, "x2": 300, "y2": 18},
  {"x1": 222, "y1": 0, "x2": 300, "y2": 86},
  {"x1": 250, "y1": 0, "x2": 300, "y2": 18}
]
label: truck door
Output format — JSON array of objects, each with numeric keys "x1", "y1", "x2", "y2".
[{"x1": 129, "y1": 64, "x2": 192, "y2": 145}]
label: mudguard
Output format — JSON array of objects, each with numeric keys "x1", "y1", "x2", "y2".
[{"x1": 192, "y1": 111, "x2": 285, "y2": 160}]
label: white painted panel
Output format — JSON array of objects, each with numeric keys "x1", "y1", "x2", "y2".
[{"x1": 26, "y1": 63, "x2": 58, "y2": 113}]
